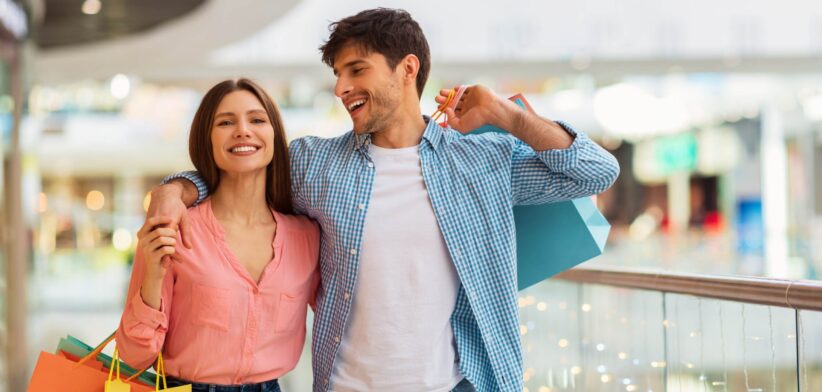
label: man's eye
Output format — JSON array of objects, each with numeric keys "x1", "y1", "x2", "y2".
[{"x1": 352, "y1": 68, "x2": 364, "y2": 75}]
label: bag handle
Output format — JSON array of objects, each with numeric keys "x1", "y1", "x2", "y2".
[
  {"x1": 72, "y1": 331, "x2": 156, "y2": 384},
  {"x1": 73, "y1": 331, "x2": 115, "y2": 368},
  {"x1": 431, "y1": 85, "x2": 468, "y2": 125},
  {"x1": 106, "y1": 347, "x2": 124, "y2": 383},
  {"x1": 154, "y1": 352, "x2": 168, "y2": 391}
]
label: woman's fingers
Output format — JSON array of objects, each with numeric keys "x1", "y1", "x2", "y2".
[
  {"x1": 149, "y1": 235, "x2": 177, "y2": 251},
  {"x1": 137, "y1": 216, "x2": 174, "y2": 239},
  {"x1": 139, "y1": 227, "x2": 177, "y2": 247}
]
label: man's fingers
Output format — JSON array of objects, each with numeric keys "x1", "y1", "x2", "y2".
[
  {"x1": 445, "y1": 108, "x2": 462, "y2": 130},
  {"x1": 180, "y1": 213, "x2": 194, "y2": 249}
]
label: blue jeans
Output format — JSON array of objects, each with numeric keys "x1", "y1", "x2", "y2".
[{"x1": 164, "y1": 376, "x2": 280, "y2": 392}]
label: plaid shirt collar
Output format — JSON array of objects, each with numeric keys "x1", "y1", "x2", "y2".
[{"x1": 350, "y1": 115, "x2": 445, "y2": 154}]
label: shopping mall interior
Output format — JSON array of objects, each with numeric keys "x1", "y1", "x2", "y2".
[{"x1": 2, "y1": 0, "x2": 822, "y2": 390}]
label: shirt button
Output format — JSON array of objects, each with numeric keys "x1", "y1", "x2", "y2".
[
  {"x1": 367, "y1": 162, "x2": 374, "y2": 168},
  {"x1": 357, "y1": 203, "x2": 365, "y2": 210},
  {"x1": 344, "y1": 292, "x2": 350, "y2": 299},
  {"x1": 334, "y1": 336, "x2": 341, "y2": 343},
  {"x1": 350, "y1": 248, "x2": 357, "y2": 255},
  {"x1": 324, "y1": 379, "x2": 329, "y2": 385}
]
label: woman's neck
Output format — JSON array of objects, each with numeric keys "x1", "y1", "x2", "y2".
[{"x1": 210, "y1": 170, "x2": 272, "y2": 226}]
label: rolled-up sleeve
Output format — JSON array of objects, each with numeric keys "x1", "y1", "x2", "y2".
[
  {"x1": 115, "y1": 247, "x2": 174, "y2": 370},
  {"x1": 511, "y1": 121, "x2": 620, "y2": 205}
]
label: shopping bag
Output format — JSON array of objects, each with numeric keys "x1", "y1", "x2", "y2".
[
  {"x1": 512, "y1": 198, "x2": 609, "y2": 289},
  {"x1": 56, "y1": 333, "x2": 157, "y2": 385},
  {"x1": 433, "y1": 88, "x2": 611, "y2": 290},
  {"x1": 147, "y1": 352, "x2": 191, "y2": 391},
  {"x1": 58, "y1": 350, "x2": 105, "y2": 370},
  {"x1": 27, "y1": 333, "x2": 154, "y2": 392}
]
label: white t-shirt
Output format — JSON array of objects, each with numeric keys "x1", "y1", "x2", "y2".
[{"x1": 330, "y1": 144, "x2": 463, "y2": 392}]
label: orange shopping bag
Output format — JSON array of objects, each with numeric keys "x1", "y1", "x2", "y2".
[{"x1": 27, "y1": 334, "x2": 154, "y2": 392}]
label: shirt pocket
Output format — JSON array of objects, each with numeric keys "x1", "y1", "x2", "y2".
[
  {"x1": 275, "y1": 292, "x2": 308, "y2": 333},
  {"x1": 190, "y1": 283, "x2": 231, "y2": 331}
]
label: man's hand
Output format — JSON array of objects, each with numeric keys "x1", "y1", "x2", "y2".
[
  {"x1": 435, "y1": 85, "x2": 573, "y2": 150},
  {"x1": 143, "y1": 181, "x2": 194, "y2": 254},
  {"x1": 434, "y1": 85, "x2": 523, "y2": 134}
]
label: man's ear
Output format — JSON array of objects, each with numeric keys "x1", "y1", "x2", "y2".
[{"x1": 400, "y1": 54, "x2": 420, "y2": 87}]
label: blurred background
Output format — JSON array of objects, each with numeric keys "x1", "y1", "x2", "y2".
[{"x1": 3, "y1": 0, "x2": 822, "y2": 391}]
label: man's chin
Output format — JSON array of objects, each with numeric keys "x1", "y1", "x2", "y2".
[{"x1": 352, "y1": 124, "x2": 375, "y2": 135}]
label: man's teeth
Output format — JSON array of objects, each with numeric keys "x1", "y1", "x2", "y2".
[
  {"x1": 347, "y1": 99, "x2": 366, "y2": 111},
  {"x1": 231, "y1": 146, "x2": 258, "y2": 153}
]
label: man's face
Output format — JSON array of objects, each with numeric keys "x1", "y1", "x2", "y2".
[{"x1": 332, "y1": 45, "x2": 403, "y2": 135}]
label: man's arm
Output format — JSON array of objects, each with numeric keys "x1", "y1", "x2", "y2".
[
  {"x1": 143, "y1": 172, "x2": 205, "y2": 250},
  {"x1": 437, "y1": 85, "x2": 620, "y2": 204},
  {"x1": 439, "y1": 85, "x2": 574, "y2": 151}
]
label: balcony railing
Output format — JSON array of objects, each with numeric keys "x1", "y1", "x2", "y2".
[{"x1": 519, "y1": 266, "x2": 822, "y2": 391}]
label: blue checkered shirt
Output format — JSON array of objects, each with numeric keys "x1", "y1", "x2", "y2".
[{"x1": 170, "y1": 117, "x2": 618, "y2": 391}]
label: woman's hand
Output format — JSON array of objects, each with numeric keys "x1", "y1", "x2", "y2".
[{"x1": 137, "y1": 216, "x2": 178, "y2": 309}]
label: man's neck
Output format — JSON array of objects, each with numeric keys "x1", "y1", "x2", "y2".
[{"x1": 370, "y1": 105, "x2": 427, "y2": 149}]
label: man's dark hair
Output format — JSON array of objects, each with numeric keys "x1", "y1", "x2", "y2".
[{"x1": 320, "y1": 8, "x2": 431, "y2": 98}]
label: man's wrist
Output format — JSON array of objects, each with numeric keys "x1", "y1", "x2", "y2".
[
  {"x1": 152, "y1": 180, "x2": 196, "y2": 207},
  {"x1": 162, "y1": 171, "x2": 207, "y2": 206}
]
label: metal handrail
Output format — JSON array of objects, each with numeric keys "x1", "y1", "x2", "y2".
[{"x1": 554, "y1": 266, "x2": 822, "y2": 311}]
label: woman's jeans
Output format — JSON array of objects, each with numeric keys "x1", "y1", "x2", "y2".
[{"x1": 164, "y1": 376, "x2": 281, "y2": 392}]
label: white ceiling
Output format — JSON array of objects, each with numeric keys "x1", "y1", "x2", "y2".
[{"x1": 30, "y1": 0, "x2": 822, "y2": 85}]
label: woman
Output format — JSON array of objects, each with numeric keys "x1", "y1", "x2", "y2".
[{"x1": 116, "y1": 78, "x2": 319, "y2": 392}]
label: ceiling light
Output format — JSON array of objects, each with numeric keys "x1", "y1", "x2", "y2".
[{"x1": 82, "y1": 0, "x2": 102, "y2": 15}]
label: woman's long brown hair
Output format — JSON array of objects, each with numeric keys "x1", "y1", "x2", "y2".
[{"x1": 188, "y1": 78, "x2": 293, "y2": 214}]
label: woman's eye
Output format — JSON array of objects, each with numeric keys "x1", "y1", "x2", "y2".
[
  {"x1": 251, "y1": 118, "x2": 266, "y2": 124},
  {"x1": 217, "y1": 120, "x2": 233, "y2": 126}
]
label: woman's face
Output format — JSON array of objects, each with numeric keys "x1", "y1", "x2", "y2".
[{"x1": 210, "y1": 90, "x2": 275, "y2": 174}]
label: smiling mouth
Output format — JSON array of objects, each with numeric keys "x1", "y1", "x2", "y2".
[
  {"x1": 347, "y1": 97, "x2": 367, "y2": 116},
  {"x1": 229, "y1": 145, "x2": 260, "y2": 154}
]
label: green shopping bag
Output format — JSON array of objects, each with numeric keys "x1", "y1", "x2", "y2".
[{"x1": 434, "y1": 89, "x2": 612, "y2": 290}]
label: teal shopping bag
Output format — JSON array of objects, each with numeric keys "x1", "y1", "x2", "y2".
[
  {"x1": 513, "y1": 198, "x2": 609, "y2": 290},
  {"x1": 435, "y1": 89, "x2": 611, "y2": 290},
  {"x1": 56, "y1": 334, "x2": 158, "y2": 385}
]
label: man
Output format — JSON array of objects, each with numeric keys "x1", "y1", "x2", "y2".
[{"x1": 147, "y1": 8, "x2": 619, "y2": 392}]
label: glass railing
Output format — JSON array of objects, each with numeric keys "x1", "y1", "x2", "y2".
[{"x1": 520, "y1": 267, "x2": 822, "y2": 391}]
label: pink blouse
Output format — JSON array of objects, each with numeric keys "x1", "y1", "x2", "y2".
[{"x1": 116, "y1": 200, "x2": 320, "y2": 384}]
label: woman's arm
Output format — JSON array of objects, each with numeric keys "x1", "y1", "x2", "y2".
[{"x1": 116, "y1": 217, "x2": 178, "y2": 369}]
